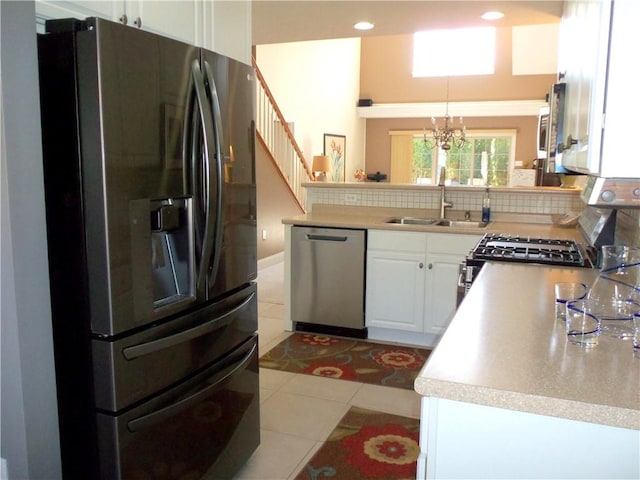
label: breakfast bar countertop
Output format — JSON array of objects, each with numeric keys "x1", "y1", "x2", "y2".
[{"x1": 413, "y1": 262, "x2": 640, "y2": 431}]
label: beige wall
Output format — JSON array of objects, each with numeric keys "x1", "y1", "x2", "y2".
[
  {"x1": 359, "y1": 28, "x2": 556, "y2": 179},
  {"x1": 256, "y1": 138, "x2": 304, "y2": 259},
  {"x1": 365, "y1": 116, "x2": 538, "y2": 181},
  {"x1": 359, "y1": 27, "x2": 556, "y2": 103}
]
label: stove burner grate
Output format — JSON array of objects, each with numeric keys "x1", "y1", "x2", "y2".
[{"x1": 470, "y1": 233, "x2": 587, "y2": 267}]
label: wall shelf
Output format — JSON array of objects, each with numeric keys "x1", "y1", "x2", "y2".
[{"x1": 357, "y1": 100, "x2": 547, "y2": 119}]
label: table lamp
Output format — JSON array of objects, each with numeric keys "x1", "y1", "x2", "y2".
[{"x1": 312, "y1": 155, "x2": 332, "y2": 182}]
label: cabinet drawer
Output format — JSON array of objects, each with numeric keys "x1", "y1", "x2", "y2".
[
  {"x1": 427, "y1": 233, "x2": 481, "y2": 255},
  {"x1": 369, "y1": 230, "x2": 427, "y2": 252}
]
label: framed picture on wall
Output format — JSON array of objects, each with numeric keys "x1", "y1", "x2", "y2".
[{"x1": 323, "y1": 133, "x2": 346, "y2": 182}]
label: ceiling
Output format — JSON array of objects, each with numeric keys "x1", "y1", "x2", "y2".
[{"x1": 252, "y1": 1, "x2": 564, "y2": 45}]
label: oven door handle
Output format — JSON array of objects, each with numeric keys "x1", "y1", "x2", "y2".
[{"x1": 126, "y1": 340, "x2": 256, "y2": 433}]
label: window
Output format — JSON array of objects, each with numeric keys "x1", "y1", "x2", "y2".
[
  {"x1": 413, "y1": 27, "x2": 496, "y2": 77},
  {"x1": 390, "y1": 130, "x2": 516, "y2": 186}
]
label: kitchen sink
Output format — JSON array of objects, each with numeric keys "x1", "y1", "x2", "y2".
[
  {"x1": 386, "y1": 217, "x2": 489, "y2": 228},
  {"x1": 386, "y1": 217, "x2": 438, "y2": 225},
  {"x1": 435, "y1": 219, "x2": 489, "y2": 228}
]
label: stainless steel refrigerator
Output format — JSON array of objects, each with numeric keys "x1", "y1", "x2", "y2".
[{"x1": 37, "y1": 17, "x2": 259, "y2": 480}]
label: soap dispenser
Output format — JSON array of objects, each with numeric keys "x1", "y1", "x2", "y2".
[{"x1": 482, "y1": 188, "x2": 491, "y2": 222}]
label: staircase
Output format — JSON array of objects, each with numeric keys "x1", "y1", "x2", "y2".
[{"x1": 253, "y1": 58, "x2": 314, "y2": 212}]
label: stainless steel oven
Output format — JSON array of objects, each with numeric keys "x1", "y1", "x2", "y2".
[
  {"x1": 457, "y1": 233, "x2": 595, "y2": 306},
  {"x1": 456, "y1": 207, "x2": 617, "y2": 306}
]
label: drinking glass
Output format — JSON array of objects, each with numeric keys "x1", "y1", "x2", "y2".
[
  {"x1": 566, "y1": 299, "x2": 602, "y2": 347},
  {"x1": 555, "y1": 282, "x2": 588, "y2": 322}
]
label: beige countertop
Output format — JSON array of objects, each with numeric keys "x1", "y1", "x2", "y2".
[
  {"x1": 282, "y1": 205, "x2": 585, "y2": 242},
  {"x1": 414, "y1": 263, "x2": 640, "y2": 431}
]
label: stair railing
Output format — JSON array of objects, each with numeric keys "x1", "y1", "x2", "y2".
[{"x1": 253, "y1": 57, "x2": 314, "y2": 211}]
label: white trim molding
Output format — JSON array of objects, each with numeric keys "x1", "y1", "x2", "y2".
[{"x1": 357, "y1": 100, "x2": 546, "y2": 118}]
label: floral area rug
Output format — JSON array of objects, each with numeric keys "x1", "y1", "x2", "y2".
[
  {"x1": 294, "y1": 406, "x2": 420, "y2": 480},
  {"x1": 259, "y1": 333, "x2": 430, "y2": 390}
]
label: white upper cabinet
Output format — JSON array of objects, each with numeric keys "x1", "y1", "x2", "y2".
[
  {"x1": 127, "y1": 1, "x2": 201, "y2": 46},
  {"x1": 559, "y1": 0, "x2": 640, "y2": 178},
  {"x1": 36, "y1": 1, "x2": 200, "y2": 45},
  {"x1": 35, "y1": 0, "x2": 252, "y2": 63}
]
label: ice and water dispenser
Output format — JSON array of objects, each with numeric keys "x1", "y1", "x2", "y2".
[{"x1": 150, "y1": 197, "x2": 194, "y2": 310}]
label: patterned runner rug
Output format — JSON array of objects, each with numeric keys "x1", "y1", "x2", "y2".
[
  {"x1": 294, "y1": 406, "x2": 420, "y2": 480},
  {"x1": 259, "y1": 333, "x2": 430, "y2": 390}
]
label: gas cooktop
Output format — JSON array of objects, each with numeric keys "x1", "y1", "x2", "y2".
[{"x1": 469, "y1": 233, "x2": 589, "y2": 268}]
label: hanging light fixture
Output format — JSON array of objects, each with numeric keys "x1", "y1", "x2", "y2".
[{"x1": 424, "y1": 77, "x2": 466, "y2": 151}]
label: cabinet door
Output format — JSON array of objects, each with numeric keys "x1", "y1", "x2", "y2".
[
  {"x1": 424, "y1": 233, "x2": 480, "y2": 335},
  {"x1": 132, "y1": 1, "x2": 200, "y2": 45},
  {"x1": 366, "y1": 250, "x2": 426, "y2": 332},
  {"x1": 424, "y1": 253, "x2": 462, "y2": 335},
  {"x1": 558, "y1": 0, "x2": 611, "y2": 174},
  {"x1": 36, "y1": 0, "x2": 200, "y2": 46},
  {"x1": 36, "y1": 0, "x2": 123, "y2": 25}
]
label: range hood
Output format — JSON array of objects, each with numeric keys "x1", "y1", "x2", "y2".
[{"x1": 580, "y1": 176, "x2": 640, "y2": 208}]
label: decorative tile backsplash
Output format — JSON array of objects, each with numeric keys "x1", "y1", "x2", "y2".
[{"x1": 306, "y1": 185, "x2": 585, "y2": 216}]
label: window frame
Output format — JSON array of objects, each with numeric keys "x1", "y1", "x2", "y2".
[
  {"x1": 390, "y1": 129, "x2": 517, "y2": 186},
  {"x1": 412, "y1": 27, "x2": 497, "y2": 78}
]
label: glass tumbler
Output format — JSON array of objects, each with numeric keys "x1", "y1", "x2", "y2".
[{"x1": 566, "y1": 299, "x2": 602, "y2": 347}]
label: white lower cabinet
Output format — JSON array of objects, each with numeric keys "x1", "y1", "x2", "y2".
[
  {"x1": 366, "y1": 230, "x2": 481, "y2": 344},
  {"x1": 424, "y1": 233, "x2": 481, "y2": 335},
  {"x1": 418, "y1": 397, "x2": 639, "y2": 480},
  {"x1": 366, "y1": 231, "x2": 427, "y2": 332}
]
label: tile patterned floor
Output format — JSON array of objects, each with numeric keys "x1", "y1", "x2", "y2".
[{"x1": 232, "y1": 261, "x2": 422, "y2": 480}]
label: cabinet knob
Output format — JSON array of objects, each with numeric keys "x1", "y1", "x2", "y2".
[
  {"x1": 134, "y1": 17, "x2": 142, "y2": 28},
  {"x1": 419, "y1": 262, "x2": 424, "y2": 269},
  {"x1": 428, "y1": 263, "x2": 433, "y2": 269},
  {"x1": 119, "y1": 14, "x2": 128, "y2": 25}
]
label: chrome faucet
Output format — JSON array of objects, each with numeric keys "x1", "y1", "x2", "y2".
[{"x1": 438, "y1": 166, "x2": 453, "y2": 220}]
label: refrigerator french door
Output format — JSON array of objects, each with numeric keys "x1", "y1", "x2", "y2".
[{"x1": 37, "y1": 17, "x2": 258, "y2": 480}]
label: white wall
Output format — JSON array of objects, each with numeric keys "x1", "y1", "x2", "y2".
[
  {"x1": 1, "y1": 1, "x2": 62, "y2": 478},
  {"x1": 256, "y1": 38, "x2": 365, "y2": 180}
]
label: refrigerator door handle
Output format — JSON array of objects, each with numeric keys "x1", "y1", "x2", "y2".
[
  {"x1": 190, "y1": 59, "x2": 217, "y2": 298},
  {"x1": 126, "y1": 340, "x2": 257, "y2": 433},
  {"x1": 202, "y1": 60, "x2": 224, "y2": 288},
  {"x1": 122, "y1": 291, "x2": 255, "y2": 360}
]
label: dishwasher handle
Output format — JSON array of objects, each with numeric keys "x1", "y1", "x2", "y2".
[{"x1": 305, "y1": 234, "x2": 349, "y2": 242}]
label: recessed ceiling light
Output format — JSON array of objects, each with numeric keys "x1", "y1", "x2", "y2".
[
  {"x1": 481, "y1": 11, "x2": 504, "y2": 21},
  {"x1": 354, "y1": 21, "x2": 374, "y2": 31}
]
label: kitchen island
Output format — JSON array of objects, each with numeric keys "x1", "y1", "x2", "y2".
[{"x1": 414, "y1": 262, "x2": 640, "y2": 479}]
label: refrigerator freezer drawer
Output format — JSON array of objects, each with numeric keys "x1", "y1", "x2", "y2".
[
  {"x1": 92, "y1": 283, "x2": 257, "y2": 412},
  {"x1": 96, "y1": 337, "x2": 260, "y2": 480}
]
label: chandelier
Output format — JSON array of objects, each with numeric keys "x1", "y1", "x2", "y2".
[{"x1": 424, "y1": 78, "x2": 466, "y2": 151}]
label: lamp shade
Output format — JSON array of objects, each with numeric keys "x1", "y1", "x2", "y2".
[{"x1": 312, "y1": 155, "x2": 332, "y2": 172}]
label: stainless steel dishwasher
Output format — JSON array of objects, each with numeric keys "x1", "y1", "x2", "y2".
[{"x1": 291, "y1": 226, "x2": 367, "y2": 338}]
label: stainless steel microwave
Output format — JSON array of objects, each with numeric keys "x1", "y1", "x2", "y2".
[{"x1": 537, "y1": 83, "x2": 568, "y2": 174}]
